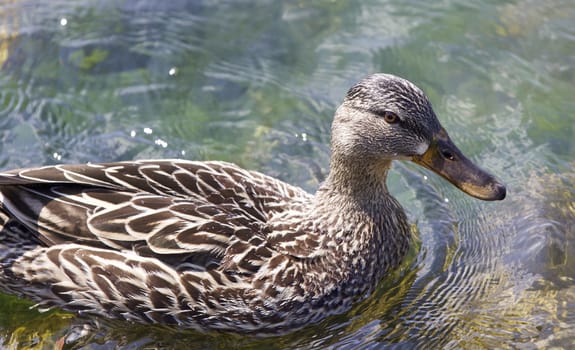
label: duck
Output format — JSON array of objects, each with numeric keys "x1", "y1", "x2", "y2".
[{"x1": 0, "y1": 74, "x2": 506, "y2": 335}]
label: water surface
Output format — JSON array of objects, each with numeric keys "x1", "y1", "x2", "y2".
[{"x1": 0, "y1": 0, "x2": 574, "y2": 348}]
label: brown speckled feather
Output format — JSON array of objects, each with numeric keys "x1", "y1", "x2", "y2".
[
  {"x1": 0, "y1": 74, "x2": 504, "y2": 334},
  {"x1": 0, "y1": 160, "x2": 308, "y2": 254}
]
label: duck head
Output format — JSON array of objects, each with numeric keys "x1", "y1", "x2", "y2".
[{"x1": 331, "y1": 73, "x2": 506, "y2": 201}]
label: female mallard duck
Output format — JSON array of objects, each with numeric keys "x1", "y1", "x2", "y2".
[{"x1": 0, "y1": 74, "x2": 505, "y2": 334}]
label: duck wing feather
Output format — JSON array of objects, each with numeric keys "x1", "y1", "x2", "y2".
[{"x1": 0, "y1": 160, "x2": 312, "y2": 270}]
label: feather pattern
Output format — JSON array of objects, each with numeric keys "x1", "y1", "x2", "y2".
[{"x1": 0, "y1": 74, "x2": 504, "y2": 334}]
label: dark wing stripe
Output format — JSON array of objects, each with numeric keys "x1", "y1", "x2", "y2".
[
  {"x1": 88, "y1": 204, "x2": 147, "y2": 241},
  {"x1": 172, "y1": 170, "x2": 201, "y2": 196},
  {"x1": 103, "y1": 165, "x2": 150, "y2": 190},
  {"x1": 61, "y1": 167, "x2": 116, "y2": 187},
  {"x1": 139, "y1": 165, "x2": 186, "y2": 196},
  {"x1": 126, "y1": 210, "x2": 180, "y2": 236},
  {"x1": 146, "y1": 222, "x2": 194, "y2": 253}
]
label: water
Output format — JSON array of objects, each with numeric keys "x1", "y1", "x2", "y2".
[{"x1": 0, "y1": 0, "x2": 574, "y2": 348}]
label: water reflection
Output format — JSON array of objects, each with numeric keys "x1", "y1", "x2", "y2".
[{"x1": 0, "y1": 0, "x2": 574, "y2": 348}]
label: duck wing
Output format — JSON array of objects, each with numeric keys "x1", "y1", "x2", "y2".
[{"x1": 0, "y1": 160, "x2": 311, "y2": 270}]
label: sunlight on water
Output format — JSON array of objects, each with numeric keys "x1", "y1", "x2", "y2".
[{"x1": 0, "y1": 0, "x2": 574, "y2": 348}]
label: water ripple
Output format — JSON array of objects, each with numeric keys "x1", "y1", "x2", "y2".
[{"x1": 0, "y1": 0, "x2": 574, "y2": 348}]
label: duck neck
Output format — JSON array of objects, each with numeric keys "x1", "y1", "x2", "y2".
[
  {"x1": 323, "y1": 156, "x2": 393, "y2": 198},
  {"x1": 310, "y1": 157, "x2": 411, "y2": 293}
]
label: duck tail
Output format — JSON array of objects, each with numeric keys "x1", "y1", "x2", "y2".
[{"x1": 0, "y1": 208, "x2": 41, "y2": 293}]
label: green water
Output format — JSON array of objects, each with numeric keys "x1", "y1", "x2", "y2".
[{"x1": 0, "y1": 0, "x2": 574, "y2": 348}]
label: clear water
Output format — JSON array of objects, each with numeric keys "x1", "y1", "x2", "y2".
[{"x1": 0, "y1": 0, "x2": 574, "y2": 348}]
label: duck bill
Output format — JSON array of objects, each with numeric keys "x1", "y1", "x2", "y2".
[{"x1": 412, "y1": 128, "x2": 506, "y2": 201}]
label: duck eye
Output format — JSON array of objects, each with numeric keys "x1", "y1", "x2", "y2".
[
  {"x1": 441, "y1": 149, "x2": 455, "y2": 161},
  {"x1": 382, "y1": 111, "x2": 399, "y2": 124}
]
